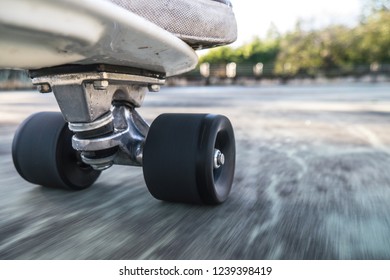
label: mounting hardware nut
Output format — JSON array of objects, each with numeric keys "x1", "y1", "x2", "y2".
[
  {"x1": 37, "y1": 83, "x2": 52, "y2": 93},
  {"x1": 148, "y1": 84, "x2": 160, "y2": 92},
  {"x1": 93, "y1": 80, "x2": 109, "y2": 90}
]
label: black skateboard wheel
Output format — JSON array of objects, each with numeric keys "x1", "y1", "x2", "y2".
[
  {"x1": 12, "y1": 112, "x2": 101, "y2": 190},
  {"x1": 143, "y1": 113, "x2": 236, "y2": 204}
]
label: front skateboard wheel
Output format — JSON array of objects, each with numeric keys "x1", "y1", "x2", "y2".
[
  {"x1": 143, "y1": 114, "x2": 236, "y2": 204},
  {"x1": 12, "y1": 112, "x2": 101, "y2": 190}
]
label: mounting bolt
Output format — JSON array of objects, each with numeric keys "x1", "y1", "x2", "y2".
[
  {"x1": 213, "y1": 149, "x2": 225, "y2": 169},
  {"x1": 148, "y1": 84, "x2": 160, "y2": 92},
  {"x1": 37, "y1": 83, "x2": 52, "y2": 93},
  {"x1": 93, "y1": 80, "x2": 109, "y2": 90}
]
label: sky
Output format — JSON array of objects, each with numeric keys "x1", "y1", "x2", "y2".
[{"x1": 230, "y1": 0, "x2": 364, "y2": 46}]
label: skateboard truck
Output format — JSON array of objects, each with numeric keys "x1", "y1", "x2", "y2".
[
  {"x1": 32, "y1": 67, "x2": 164, "y2": 170},
  {"x1": 13, "y1": 65, "x2": 236, "y2": 205}
]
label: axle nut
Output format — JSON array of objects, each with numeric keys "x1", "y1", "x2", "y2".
[{"x1": 213, "y1": 149, "x2": 225, "y2": 169}]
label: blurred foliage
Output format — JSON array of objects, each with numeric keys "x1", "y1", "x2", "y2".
[
  {"x1": 200, "y1": 6, "x2": 390, "y2": 76},
  {"x1": 356, "y1": 10, "x2": 390, "y2": 64},
  {"x1": 199, "y1": 36, "x2": 280, "y2": 65}
]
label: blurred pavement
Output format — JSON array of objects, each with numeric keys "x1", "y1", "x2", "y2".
[{"x1": 1, "y1": 84, "x2": 390, "y2": 259}]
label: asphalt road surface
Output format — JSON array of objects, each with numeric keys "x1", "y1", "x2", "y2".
[{"x1": 1, "y1": 84, "x2": 390, "y2": 260}]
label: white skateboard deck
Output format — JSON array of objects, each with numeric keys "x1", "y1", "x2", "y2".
[{"x1": 0, "y1": 0, "x2": 198, "y2": 77}]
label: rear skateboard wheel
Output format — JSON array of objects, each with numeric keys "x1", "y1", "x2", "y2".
[
  {"x1": 12, "y1": 112, "x2": 101, "y2": 190},
  {"x1": 143, "y1": 114, "x2": 235, "y2": 204}
]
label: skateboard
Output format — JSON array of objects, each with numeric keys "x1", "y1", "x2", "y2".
[{"x1": 0, "y1": 0, "x2": 236, "y2": 204}]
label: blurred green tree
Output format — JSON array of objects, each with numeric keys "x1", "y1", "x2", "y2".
[
  {"x1": 356, "y1": 9, "x2": 390, "y2": 64},
  {"x1": 199, "y1": 6, "x2": 390, "y2": 76}
]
